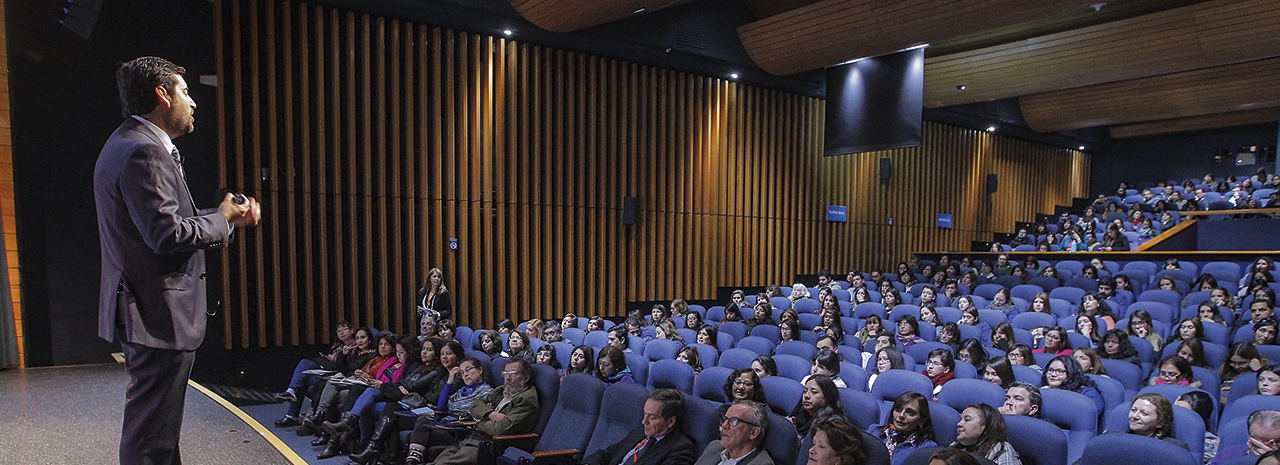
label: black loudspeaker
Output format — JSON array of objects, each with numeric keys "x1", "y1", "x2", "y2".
[
  {"x1": 622, "y1": 196, "x2": 637, "y2": 225},
  {"x1": 986, "y1": 173, "x2": 999, "y2": 194},
  {"x1": 879, "y1": 157, "x2": 891, "y2": 180}
]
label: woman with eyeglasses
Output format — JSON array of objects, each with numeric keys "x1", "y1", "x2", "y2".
[
  {"x1": 1040, "y1": 355, "x2": 1104, "y2": 414},
  {"x1": 402, "y1": 357, "x2": 494, "y2": 464},
  {"x1": 924, "y1": 348, "x2": 956, "y2": 395},
  {"x1": 1125, "y1": 309, "x2": 1162, "y2": 351},
  {"x1": 872, "y1": 392, "x2": 937, "y2": 465},
  {"x1": 1220, "y1": 342, "x2": 1266, "y2": 403},
  {"x1": 719, "y1": 367, "x2": 767, "y2": 416}
]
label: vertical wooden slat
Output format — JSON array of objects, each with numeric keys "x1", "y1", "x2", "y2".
[{"x1": 217, "y1": 0, "x2": 1092, "y2": 348}]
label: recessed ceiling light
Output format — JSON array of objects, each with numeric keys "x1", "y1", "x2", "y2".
[
  {"x1": 634, "y1": 7, "x2": 646, "y2": 13},
  {"x1": 1078, "y1": 146, "x2": 1086, "y2": 150},
  {"x1": 730, "y1": 73, "x2": 739, "y2": 79},
  {"x1": 956, "y1": 85, "x2": 966, "y2": 91},
  {"x1": 502, "y1": 29, "x2": 513, "y2": 36},
  {"x1": 986, "y1": 126, "x2": 996, "y2": 132}
]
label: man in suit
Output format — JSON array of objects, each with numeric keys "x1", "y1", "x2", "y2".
[
  {"x1": 427, "y1": 357, "x2": 541, "y2": 465},
  {"x1": 694, "y1": 400, "x2": 775, "y2": 465},
  {"x1": 94, "y1": 56, "x2": 260, "y2": 465},
  {"x1": 582, "y1": 388, "x2": 697, "y2": 465}
]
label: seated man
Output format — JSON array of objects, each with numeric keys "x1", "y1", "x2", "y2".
[
  {"x1": 998, "y1": 382, "x2": 1041, "y2": 418},
  {"x1": 1210, "y1": 409, "x2": 1280, "y2": 465},
  {"x1": 582, "y1": 388, "x2": 696, "y2": 465},
  {"x1": 1098, "y1": 277, "x2": 1130, "y2": 316},
  {"x1": 694, "y1": 400, "x2": 774, "y2": 465},
  {"x1": 541, "y1": 321, "x2": 562, "y2": 343},
  {"x1": 427, "y1": 357, "x2": 540, "y2": 465},
  {"x1": 1009, "y1": 229, "x2": 1034, "y2": 248}
]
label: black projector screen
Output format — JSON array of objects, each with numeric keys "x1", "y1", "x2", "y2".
[{"x1": 823, "y1": 48, "x2": 924, "y2": 157}]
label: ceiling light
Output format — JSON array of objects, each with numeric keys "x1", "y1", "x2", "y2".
[
  {"x1": 986, "y1": 126, "x2": 996, "y2": 133},
  {"x1": 730, "y1": 73, "x2": 739, "y2": 79},
  {"x1": 502, "y1": 29, "x2": 513, "y2": 36},
  {"x1": 634, "y1": 7, "x2": 645, "y2": 13},
  {"x1": 956, "y1": 85, "x2": 966, "y2": 91},
  {"x1": 1078, "y1": 146, "x2": 1086, "y2": 150}
]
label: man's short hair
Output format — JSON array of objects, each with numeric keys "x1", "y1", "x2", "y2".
[
  {"x1": 1098, "y1": 276, "x2": 1116, "y2": 289},
  {"x1": 647, "y1": 389, "x2": 685, "y2": 426},
  {"x1": 1008, "y1": 382, "x2": 1042, "y2": 418},
  {"x1": 1248, "y1": 409, "x2": 1280, "y2": 429},
  {"x1": 116, "y1": 56, "x2": 185, "y2": 117},
  {"x1": 1255, "y1": 299, "x2": 1276, "y2": 310},
  {"x1": 505, "y1": 356, "x2": 533, "y2": 378},
  {"x1": 734, "y1": 400, "x2": 769, "y2": 442}
]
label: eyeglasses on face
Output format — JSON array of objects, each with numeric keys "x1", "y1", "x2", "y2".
[
  {"x1": 719, "y1": 415, "x2": 758, "y2": 428},
  {"x1": 1045, "y1": 367, "x2": 1067, "y2": 375}
]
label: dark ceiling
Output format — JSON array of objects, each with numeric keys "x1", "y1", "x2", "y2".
[{"x1": 325, "y1": 0, "x2": 1279, "y2": 143}]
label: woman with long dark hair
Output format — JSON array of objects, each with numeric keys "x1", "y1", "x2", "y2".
[
  {"x1": 951, "y1": 403, "x2": 1021, "y2": 465},
  {"x1": 788, "y1": 375, "x2": 848, "y2": 439},
  {"x1": 872, "y1": 392, "x2": 937, "y2": 465},
  {"x1": 1041, "y1": 355, "x2": 1104, "y2": 413}
]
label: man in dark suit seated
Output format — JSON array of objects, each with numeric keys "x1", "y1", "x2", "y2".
[
  {"x1": 694, "y1": 400, "x2": 775, "y2": 465},
  {"x1": 427, "y1": 357, "x2": 540, "y2": 465},
  {"x1": 581, "y1": 388, "x2": 697, "y2": 465}
]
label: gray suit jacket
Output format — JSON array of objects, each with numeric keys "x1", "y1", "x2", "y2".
[
  {"x1": 693, "y1": 440, "x2": 775, "y2": 465},
  {"x1": 94, "y1": 118, "x2": 231, "y2": 350}
]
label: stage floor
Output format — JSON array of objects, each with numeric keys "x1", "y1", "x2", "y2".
[{"x1": 0, "y1": 363, "x2": 297, "y2": 464}]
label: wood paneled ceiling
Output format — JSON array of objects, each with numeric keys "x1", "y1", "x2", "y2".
[{"x1": 503, "y1": 0, "x2": 1280, "y2": 137}]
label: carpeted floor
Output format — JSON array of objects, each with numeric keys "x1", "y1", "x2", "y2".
[
  {"x1": 0, "y1": 363, "x2": 293, "y2": 464},
  {"x1": 240, "y1": 401, "x2": 356, "y2": 465}
]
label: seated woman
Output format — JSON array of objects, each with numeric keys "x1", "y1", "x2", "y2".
[
  {"x1": 534, "y1": 344, "x2": 561, "y2": 371},
  {"x1": 1073, "y1": 348, "x2": 1108, "y2": 376},
  {"x1": 779, "y1": 320, "x2": 802, "y2": 344},
  {"x1": 815, "y1": 310, "x2": 842, "y2": 337},
  {"x1": 1257, "y1": 364, "x2": 1280, "y2": 396},
  {"x1": 1172, "y1": 339, "x2": 1208, "y2": 368},
  {"x1": 924, "y1": 348, "x2": 957, "y2": 395},
  {"x1": 649, "y1": 304, "x2": 671, "y2": 326},
  {"x1": 807, "y1": 418, "x2": 868, "y2": 465},
  {"x1": 560, "y1": 345, "x2": 595, "y2": 382},
  {"x1": 585, "y1": 316, "x2": 606, "y2": 333},
  {"x1": 789, "y1": 283, "x2": 811, "y2": 306},
  {"x1": 745, "y1": 301, "x2": 777, "y2": 332},
  {"x1": 1074, "y1": 314, "x2": 1104, "y2": 348},
  {"x1": 871, "y1": 392, "x2": 938, "y2": 465},
  {"x1": 1098, "y1": 329, "x2": 1141, "y2": 367},
  {"x1": 818, "y1": 292, "x2": 842, "y2": 318},
  {"x1": 1175, "y1": 391, "x2": 1219, "y2": 464},
  {"x1": 1008, "y1": 344, "x2": 1040, "y2": 372},
  {"x1": 1078, "y1": 293, "x2": 1117, "y2": 331},
  {"x1": 896, "y1": 315, "x2": 926, "y2": 353},
  {"x1": 984, "y1": 356, "x2": 1016, "y2": 389},
  {"x1": 1255, "y1": 318, "x2": 1279, "y2": 346},
  {"x1": 719, "y1": 367, "x2": 767, "y2": 415},
  {"x1": 788, "y1": 375, "x2": 848, "y2": 439},
  {"x1": 501, "y1": 330, "x2": 534, "y2": 362},
  {"x1": 676, "y1": 346, "x2": 702, "y2": 373},
  {"x1": 403, "y1": 357, "x2": 494, "y2": 465},
  {"x1": 1033, "y1": 327, "x2": 1073, "y2": 356},
  {"x1": 595, "y1": 345, "x2": 634, "y2": 386},
  {"x1": 654, "y1": 321, "x2": 684, "y2": 345},
  {"x1": 803, "y1": 349, "x2": 848, "y2": 388},
  {"x1": 1150, "y1": 355, "x2": 1200, "y2": 388},
  {"x1": 436, "y1": 319, "x2": 456, "y2": 342},
  {"x1": 939, "y1": 323, "x2": 962, "y2": 354},
  {"x1": 495, "y1": 319, "x2": 516, "y2": 334},
  {"x1": 1041, "y1": 355, "x2": 1105, "y2": 414},
  {"x1": 684, "y1": 309, "x2": 705, "y2": 332},
  {"x1": 986, "y1": 288, "x2": 1018, "y2": 318},
  {"x1": 951, "y1": 403, "x2": 1022, "y2": 465},
  {"x1": 1126, "y1": 309, "x2": 1162, "y2": 351},
  {"x1": 920, "y1": 305, "x2": 941, "y2": 326},
  {"x1": 855, "y1": 315, "x2": 885, "y2": 347},
  {"x1": 695, "y1": 325, "x2": 718, "y2": 347},
  {"x1": 1220, "y1": 342, "x2": 1266, "y2": 402},
  {"x1": 869, "y1": 346, "x2": 906, "y2": 391},
  {"x1": 1196, "y1": 302, "x2": 1227, "y2": 326},
  {"x1": 956, "y1": 338, "x2": 988, "y2": 373},
  {"x1": 1166, "y1": 317, "x2": 1203, "y2": 349},
  {"x1": 524, "y1": 319, "x2": 544, "y2": 341},
  {"x1": 721, "y1": 306, "x2": 744, "y2": 324},
  {"x1": 883, "y1": 288, "x2": 904, "y2": 313},
  {"x1": 1103, "y1": 393, "x2": 1188, "y2": 450},
  {"x1": 476, "y1": 330, "x2": 502, "y2": 357},
  {"x1": 852, "y1": 285, "x2": 874, "y2": 305},
  {"x1": 990, "y1": 323, "x2": 1017, "y2": 353},
  {"x1": 319, "y1": 335, "x2": 419, "y2": 459},
  {"x1": 1154, "y1": 276, "x2": 1182, "y2": 297},
  {"x1": 347, "y1": 338, "x2": 459, "y2": 464},
  {"x1": 276, "y1": 322, "x2": 365, "y2": 428},
  {"x1": 306, "y1": 332, "x2": 395, "y2": 452},
  {"x1": 670, "y1": 299, "x2": 690, "y2": 320},
  {"x1": 751, "y1": 355, "x2": 777, "y2": 378},
  {"x1": 1028, "y1": 293, "x2": 1051, "y2": 315}
]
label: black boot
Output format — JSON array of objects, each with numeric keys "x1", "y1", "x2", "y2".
[
  {"x1": 309, "y1": 431, "x2": 331, "y2": 447},
  {"x1": 321, "y1": 412, "x2": 358, "y2": 438},
  {"x1": 298, "y1": 405, "x2": 328, "y2": 436},
  {"x1": 348, "y1": 416, "x2": 395, "y2": 464},
  {"x1": 404, "y1": 444, "x2": 425, "y2": 464},
  {"x1": 316, "y1": 438, "x2": 344, "y2": 460}
]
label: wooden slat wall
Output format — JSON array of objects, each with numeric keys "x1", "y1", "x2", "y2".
[
  {"x1": 215, "y1": 0, "x2": 1090, "y2": 349},
  {"x1": 0, "y1": 0, "x2": 20, "y2": 368}
]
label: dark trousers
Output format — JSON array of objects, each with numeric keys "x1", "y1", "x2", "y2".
[{"x1": 119, "y1": 337, "x2": 196, "y2": 465}]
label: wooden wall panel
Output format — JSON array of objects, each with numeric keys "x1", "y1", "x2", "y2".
[{"x1": 215, "y1": 0, "x2": 1090, "y2": 348}]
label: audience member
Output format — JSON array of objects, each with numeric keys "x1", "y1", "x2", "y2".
[
  {"x1": 581, "y1": 388, "x2": 697, "y2": 465},
  {"x1": 807, "y1": 418, "x2": 867, "y2": 465},
  {"x1": 872, "y1": 392, "x2": 938, "y2": 465},
  {"x1": 951, "y1": 403, "x2": 1021, "y2": 465},
  {"x1": 694, "y1": 400, "x2": 774, "y2": 465},
  {"x1": 998, "y1": 382, "x2": 1042, "y2": 418}
]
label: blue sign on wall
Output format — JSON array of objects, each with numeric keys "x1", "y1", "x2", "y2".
[
  {"x1": 936, "y1": 214, "x2": 953, "y2": 228},
  {"x1": 448, "y1": 238, "x2": 459, "y2": 251},
  {"x1": 827, "y1": 205, "x2": 848, "y2": 222}
]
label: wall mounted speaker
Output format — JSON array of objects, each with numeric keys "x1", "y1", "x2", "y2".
[
  {"x1": 879, "y1": 157, "x2": 892, "y2": 180},
  {"x1": 986, "y1": 174, "x2": 999, "y2": 194}
]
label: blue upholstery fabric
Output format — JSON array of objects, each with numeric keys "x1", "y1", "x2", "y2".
[
  {"x1": 750, "y1": 324, "x2": 782, "y2": 344},
  {"x1": 716, "y1": 348, "x2": 758, "y2": 370},
  {"x1": 642, "y1": 339, "x2": 681, "y2": 362},
  {"x1": 1220, "y1": 395, "x2": 1280, "y2": 432},
  {"x1": 1103, "y1": 401, "x2": 1205, "y2": 461},
  {"x1": 499, "y1": 372, "x2": 603, "y2": 463},
  {"x1": 839, "y1": 388, "x2": 881, "y2": 430},
  {"x1": 906, "y1": 341, "x2": 952, "y2": 365},
  {"x1": 647, "y1": 359, "x2": 695, "y2": 394},
  {"x1": 736, "y1": 336, "x2": 776, "y2": 357},
  {"x1": 936, "y1": 378, "x2": 1005, "y2": 412},
  {"x1": 719, "y1": 321, "x2": 748, "y2": 342},
  {"x1": 694, "y1": 366, "x2": 732, "y2": 404},
  {"x1": 759, "y1": 376, "x2": 802, "y2": 416},
  {"x1": 1040, "y1": 388, "x2": 1100, "y2": 464},
  {"x1": 1077, "y1": 431, "x2": 1198, "y2": 465},
  {"x1": 763, "y1": 412, "x2": 799, "y2": 464},
  {"x1": 1004, "y1": 414, "x2": 1069, "y2": 465},
  {"x1": 623, "y1": 353, "x2": 649, "y2": 386},
  {"x1": 682, "y1": 395, "x2": 721, "y2": 451},
  {"x1": 776, "y1": 340, "x2": 817, "y2": 361},
  {"x1": 773, "y1": 354, "x2": 811, "y2": 382},
  {"x1": 582, "y1": 381, "x2": 649, "y2": 457}
]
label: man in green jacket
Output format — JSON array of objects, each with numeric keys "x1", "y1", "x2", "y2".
[{"x1": 428, "y1": 357, "x2": 540, "y2": 465}]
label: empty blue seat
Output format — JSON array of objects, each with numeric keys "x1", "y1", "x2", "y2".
[
  {"x1": 936, "y1": 378, "x2": 1004, "y2": 412},
  {"x1": 736, "y1": 335, "x2": 776, "y2": 356},
  {"x1": 582, "y1": 381, "x2": 649, "y2": 457},
  {"x1": 773, "y1": 354, "x2": 811, "y2": 382},
  {"x1": 642, "y1": 339, "x2": 682, "y2": 361},
  {"x1": 647, "y1": 359, "x2": 695, "y2": 393},
  {"x1": 716, "y1": 348, "x2": 758, "y2": 370},
  {"x1": 1041, "y1": 388, "x2": 1100, "y2": 464},
  {"x1": 1077, "y1": 430, "x2": 1199, "y2": 465},
  {"x1": 759, "y1": 375, "x2": 803, "y2": 415}
]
